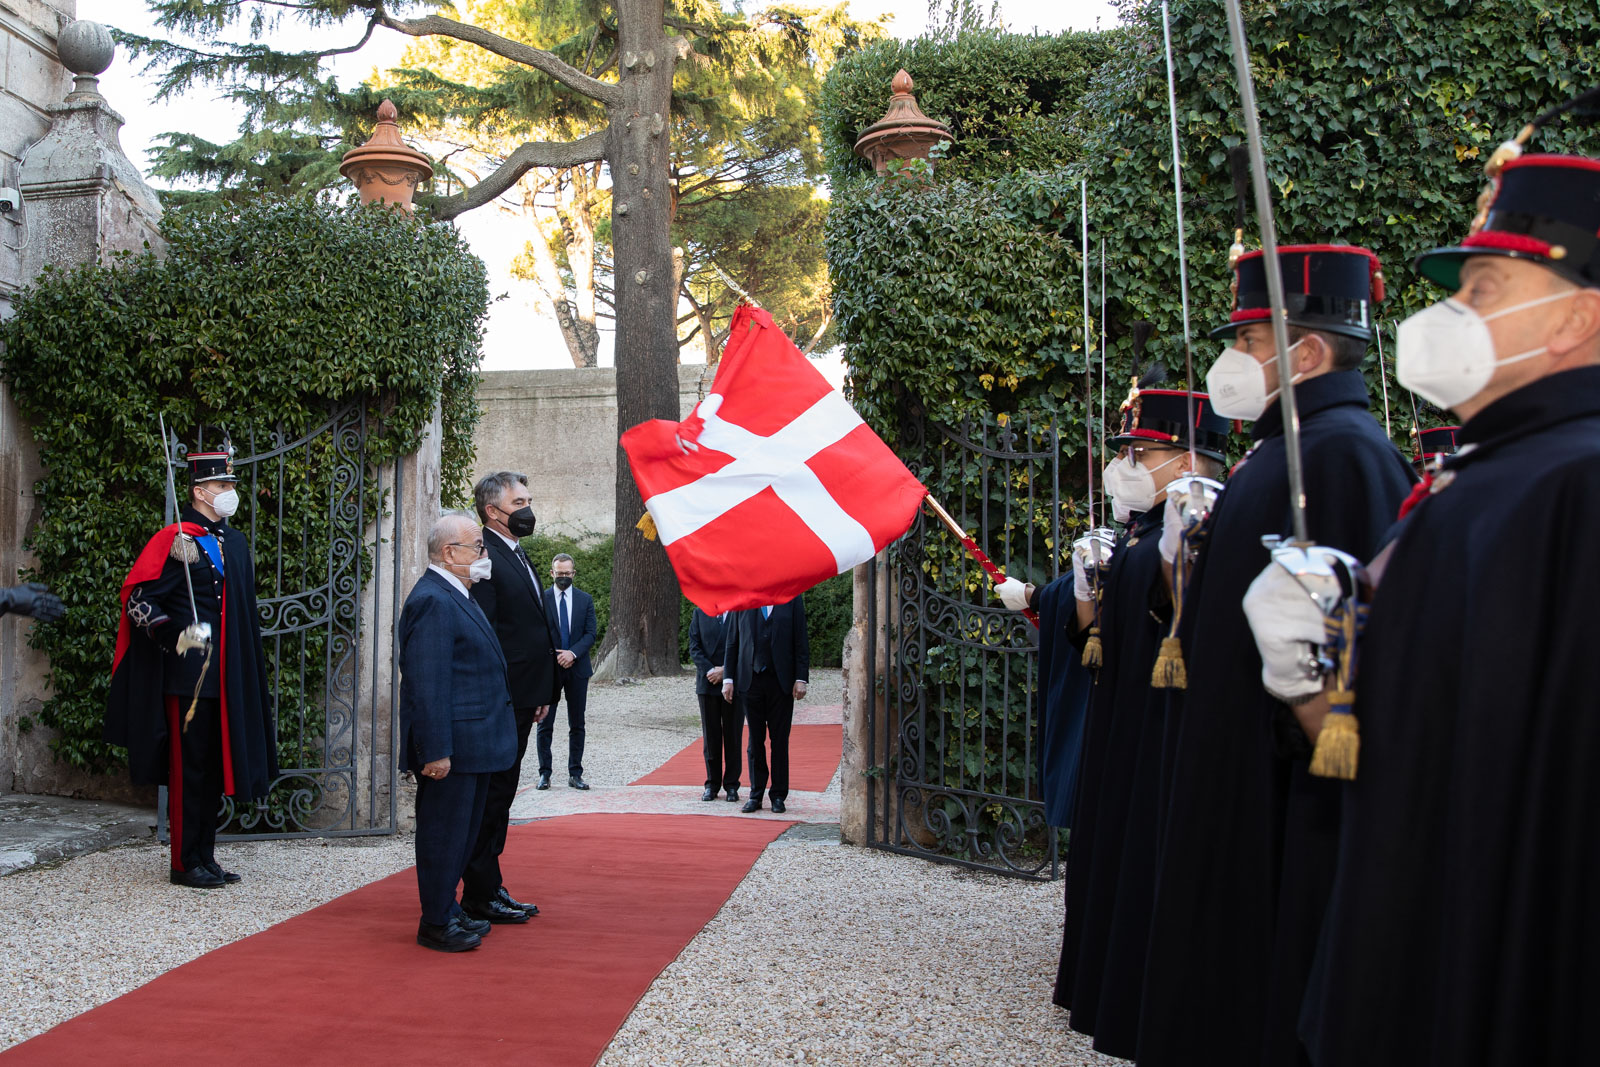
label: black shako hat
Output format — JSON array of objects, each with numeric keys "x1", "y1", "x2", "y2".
[
  {"x1": 1210, "y1": 243, "x2": 1385, "y2": 342},
  {"x1": 1417, "y1": 155, "x2": 1600, "y2": 291},
  {"x1": 187, "y1": 447, "x2": 236, "y2": 483},
  {"x1": 1108, "y1": 388, "x2": 1232, "y2": 462},
  {"x1": 1413, "y1": 424, "x2": 1461, "y2": 463}
]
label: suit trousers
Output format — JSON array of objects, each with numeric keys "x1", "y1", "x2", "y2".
[
  {"x1": 165, "y1": 696, "x2": 224, "y2": 872},
  {"x1": 537, "y1": 670, "x2": 588, "y2": 777},
  {"x1": 461, "y1": 705, "x2": 537, "y2": 904},
  {"x1": 414, "y1": 768, "x2": 491, "y2": 926},
  {"x1": 698, "y1": 690, "x2": 744, "y2": 791},
  {"x1": 743, "y1": 670, "x2": 794, "y2": 802}
]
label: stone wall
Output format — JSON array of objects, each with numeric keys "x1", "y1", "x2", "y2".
[{"x1": 471, "y1": 364, "x2": 708, "y2": 538}]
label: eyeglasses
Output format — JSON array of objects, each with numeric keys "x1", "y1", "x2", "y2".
[{"x1": 448, "y1": 542, "x2": 488, "y2": 556}]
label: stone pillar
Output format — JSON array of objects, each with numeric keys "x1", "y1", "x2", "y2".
[
  {"x1": 357, "y1": 399, "x2": 442, "y2": 831},
  {"x1": 1, "y1": 19, "x2": 167, "y2": 797},
  {"x1": 839, "y1": 553, "x2": 893, "y2": 846}
]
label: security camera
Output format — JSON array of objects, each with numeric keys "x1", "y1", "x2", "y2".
[{"x1": 0, "y1": 188, "x2": 19, "y2": 214}]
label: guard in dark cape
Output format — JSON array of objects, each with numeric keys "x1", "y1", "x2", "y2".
[
  {"x1": 104, "y1": 444, "x2": 277, "y2": 888},
  {"x1": 1245, "y1": 148, "x2": 1600, "y2": 1066},
  {"x1": 1136, "y1": 246, "x2": 1413, "y2": 1067},
  {"x1": 1052, "y1": 379, "x2": 1230, "y2": 1060}
]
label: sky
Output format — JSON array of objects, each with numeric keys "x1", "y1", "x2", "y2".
[{"x1": 76, "y1": 0, "x2": 1121, "y2": 373}]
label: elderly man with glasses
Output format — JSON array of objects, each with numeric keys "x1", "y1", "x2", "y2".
[{"x1": 397, "y1": 510, "x2": 518, "y2": 952}]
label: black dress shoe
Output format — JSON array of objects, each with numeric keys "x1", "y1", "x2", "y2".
[
  {"x1": 170, "y1": 864, "x2": 226, "y2": 889},
  {"x1": 463, "y1": 898, "x2": 530, "y2": 924},
  {"x1": 568, "y1": 775, "x2": 590, "y2": 790},
  {"x1": 770, "y1": 799, "x2": 787, "y2": 814},
  {"x1": 496, "y1": 887, "x2": 539, "y2": 917},
  {"x1": 417, "y1": 920, "x2": 481, "y2": 953},
  {"x1": 454, "y1": 913, "x2": 492, "y2": 937},
  {"x1": 203, "y1": 860, "x2": 241, "y2": 884},
  {"x1": 536, "y1": 772, "x2": 551, "y2": 790},
  {"x1": 724, "y1": 789, "x2": 740, "y2": 803},
  {"x1": 701, "y1": 786, "x2": 717, "y2": 801},
  {"x1": 740, "y1": 798, "x2": 762, "y2": 813}
]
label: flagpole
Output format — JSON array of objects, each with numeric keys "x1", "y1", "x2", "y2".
[
  {"x1": 924, "y1": 495, "x2": 1040, "y2": 628},
  {"x1": 1081, "y1": 180, "x2": 1096, "y2": 529}
]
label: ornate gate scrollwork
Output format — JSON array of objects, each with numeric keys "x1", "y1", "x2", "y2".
[{"x1": 864, "y1": 413, "x2": 1066, "y2": 879}]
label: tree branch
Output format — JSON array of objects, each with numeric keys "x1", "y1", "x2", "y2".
[
  {"x1": 430, "y1": 130, "x2": 610, "y2": 220},
  {"x1": 373, "y1": 5, "x2": 623, "y2": 107}
]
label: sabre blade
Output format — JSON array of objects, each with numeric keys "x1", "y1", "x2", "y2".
[
  {"x1": 1223, "y1": 0, "x2": 1310, "y2": 544},
  {"x1": 1161, "y1": 0, "x2": 1200, "y2": 470}
]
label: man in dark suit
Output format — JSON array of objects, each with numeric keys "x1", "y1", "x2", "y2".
[
  {"x1": 541, "y1": 553, "x2": 597, "y2": 789},
  {"x1": 722, "y1": 597, "x2": 809, "y2": 814},
  {"x1": 461, "y1": 471, "x2": 559, "y2": 925},
  {"x1": 689, "y1": 607, "x2": 741, "y2": 803},
  {"x1": 398, "y1": 511, "x2": 518, "y2": 952}
]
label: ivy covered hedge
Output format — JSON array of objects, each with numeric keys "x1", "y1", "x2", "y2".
[
  {"x1": 1, "y1": 197, "x2": 488, "y2": 776},
  {"x1": 824, "y1": 3, "x2": 1600, "y2": 861}
]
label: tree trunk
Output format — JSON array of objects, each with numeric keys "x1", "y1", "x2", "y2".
[
  {"x1": 599, "y1": 0, "x2": 684, "y2": 678},
  {"x1": 521, "y1": 192, "x2": 591, "y2": 369},
  {"x1": 559, "y1": 167, "x2": 601, "y2": 368}
]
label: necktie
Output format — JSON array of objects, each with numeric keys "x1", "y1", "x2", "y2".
[{"x1": 559, "y1": 592, "x2": 570, "y2": 647}]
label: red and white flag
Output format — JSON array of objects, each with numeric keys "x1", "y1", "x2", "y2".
[{"x1": 621, "y1": 305, "x2": 927, "y2": 615}]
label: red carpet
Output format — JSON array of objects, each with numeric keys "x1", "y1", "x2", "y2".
[
  {"x1": 3, "y1": 813, "x2": 790, "y2": 1067},
  {"x1": 629, "y1": 723, "x2": 843, "y2": 790}
]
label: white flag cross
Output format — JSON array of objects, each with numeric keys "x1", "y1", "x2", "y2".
[{"x1": 645, "y1": 391, "x2": 877, "y2": 573}]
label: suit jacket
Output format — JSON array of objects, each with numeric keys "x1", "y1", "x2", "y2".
[
  {"x1": 471, "y1": 533, "x2": 560, "y2": 708},
  {"x1": 543, "y1": 584, "x2": 597, "y2": 680},
  {"x1": 397, "y1": 569, "x2": 517, "y2": 775},
  {"x1": 724, "y1": 597, "x2": 809, "y2": 694},
  {"x1": 688, "y1": 608, "x2": 727, "y2": 695}
]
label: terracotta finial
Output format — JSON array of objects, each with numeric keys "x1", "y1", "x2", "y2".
[
  {"x1": 853, "y1": 69, "x2": 953, "y2": 177},
  {"x1": 340, "y1": 99, "x2": 434, "y2": 212}
]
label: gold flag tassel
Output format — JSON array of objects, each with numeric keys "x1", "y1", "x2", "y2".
[
  {"x1": 636, "y1": 511, "x2": 659, "y2": 541},
  {"x1": 1309, "y1": 600, "x2": 1365, "y2": 780}
]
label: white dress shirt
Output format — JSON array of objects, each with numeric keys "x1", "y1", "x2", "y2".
[
  {"x1": 428, "y1": 563, "x2": 470, "y2": 598},
  {"x1": 489, "y1": 526, "x2": 537, "y2": 584}
]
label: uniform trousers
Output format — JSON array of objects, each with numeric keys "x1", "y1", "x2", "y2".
[{"x1": 165, "y1": 695, "x2": 224, "y2": 872}]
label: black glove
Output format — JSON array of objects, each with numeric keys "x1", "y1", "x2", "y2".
[{"x1": 0, "y1": 583, "x2": 64, "y2": 622}]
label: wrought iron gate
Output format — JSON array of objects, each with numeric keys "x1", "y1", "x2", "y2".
[
  {"x1": 863, "y1": 415, "x2": 1066, "y2": 879},
  {"x1": 160, "y1": 403, "x2": 403, "y2": 839}
]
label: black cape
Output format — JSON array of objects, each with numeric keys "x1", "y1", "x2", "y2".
[
  {"x1": 104, "y1": 508, "x2": 278, "y2": 799},
  {"x1": 1303, "y1": 367, "x2": 1600, "y2": 1067},
  {"x1": 1137, "y1": 372, "x2": 1413, "y2": 1067},
  {"x1": 1036, "y1": 572, "x2": 1094, "y2": 830},
  {"x1": 1050, "y1": 509, "x2": 1172, "y2": 1061}
]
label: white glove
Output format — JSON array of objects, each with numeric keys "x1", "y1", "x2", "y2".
[
  {"x1": 1070, "y1": 552, "x2": 1094, "y2": 602},
  {"x1": 1159, "y1": 492, "x2": 1184, "y2": 564},
  {"x1": 995, "y1": 577, "x2": 1030, "y2": 611},
  {"x1": 1242, "y1": 560, "x2": 1330, "y2": 701}
]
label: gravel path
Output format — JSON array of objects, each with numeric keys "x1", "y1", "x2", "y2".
[{"x1": 0, "y1": 667, "x2": 1112, "y2": 1064}]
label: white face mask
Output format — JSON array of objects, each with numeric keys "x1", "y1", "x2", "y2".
[
  {"x1": 468, "y1": 556, "x2": 493, "y2": 583},
  {"x1": 1206, "y1": 340, "x2": 1305, "y2": 420},
  {"x1": 205, "y1": 486, "x2": 240, "y2": 518},
  {"x1": 1103, "y1": 451, "x2": 1184, "y2": 521},
  {"x1": 1395, "y1": 289, "x2": 1575, "y2": 411}
]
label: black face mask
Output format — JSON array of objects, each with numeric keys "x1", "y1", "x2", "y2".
[
  {"x1": 502, "y1": 506, "x2": 537, "y2": 538},
  {"x1": 554, "y1": 576, "x2": 573, "y2": 590}
]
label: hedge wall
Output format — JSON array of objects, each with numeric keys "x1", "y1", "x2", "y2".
[{"x1": 1, "y1": 197, "x2": 488, "y2": 776}]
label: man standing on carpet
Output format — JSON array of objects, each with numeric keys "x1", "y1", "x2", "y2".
[
  {"x1": 106, "y1": 441, "x2": 277, "y2": 889},
  {"x1": 461, "y1": 471, "x2": 557, "y2": 925},
  {"x1": 400, "y1": 511, "x2": 518, "y2": 952},
  {"x1": 540, "y1": 553, "x2": 597, "y2": 791},
  {"x1": 722, "y1": 597, "x2": 808, "y2": 814},
  {"x1": 689, "y1": 606, "x2": 741, "y2": 803}
]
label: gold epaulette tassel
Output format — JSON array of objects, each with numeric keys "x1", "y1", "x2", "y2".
[
  {"x1": 1081, "y1": 628, "x2": 1103, "y2": 669},
  {"x1": 1309, "y1": 699, "x2": 1359, "y2": 781},
  {"x1": 1150, "y1": 636, "x2": 1186, "y2": 689}
]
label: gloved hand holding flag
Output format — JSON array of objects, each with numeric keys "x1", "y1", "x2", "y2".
[{"x1": 620, "y1": 305, "x2": 928, "y2": 615}]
